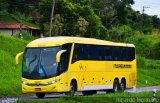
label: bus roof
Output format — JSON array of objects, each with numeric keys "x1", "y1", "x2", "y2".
[{"x1": 27, "y1": 36, "x2": 135, "y2": 47}]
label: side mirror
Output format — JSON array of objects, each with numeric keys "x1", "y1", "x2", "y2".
[
  {"x1": 15, "y1": 52, "x2": 24, "y2": 65},
  {"x1": 56, "y1": 50, "x2": 67, "y2": 63}
]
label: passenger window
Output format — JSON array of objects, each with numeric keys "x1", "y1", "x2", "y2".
[
  {"x1": 121, "y1": 47, "x2": 127, "y2": 61},
  {"x1": 98, "y1": 46, "x2": 104, "y2": 60},
  {"x1": 72, "y1": 44, "x2": 83, "y2": 63},
  {"x1": 113, "y1": 47, "x2": 120, "y2": 61},
  {"x1": 60, "y1": 44, "x2": 72, "y2": 72},
  {"x1": 89, "y1": 45, "x2": 99, "y2": 60},
  {"x1": 128, "y1": 47, "x2": 135, "y2": 61},
  {"x1": 104, "y1": 46, "x2": 112, "y2": 60},
  {"x1": 72, "y1": 44, "x2": 135, "y2": 62}
]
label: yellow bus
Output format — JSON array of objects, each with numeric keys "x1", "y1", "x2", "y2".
[{"x1": 16, "y1": 37, "x2": 136, "y2": 98}]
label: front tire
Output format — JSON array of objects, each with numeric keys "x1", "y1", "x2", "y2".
[
  {"x1": 65, "y1": 82, "x2": 76, "y2": 96},
  {"x1": 36, "y1": 93, "x2": 45, "y2": 98}
]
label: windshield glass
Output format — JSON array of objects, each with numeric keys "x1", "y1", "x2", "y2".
[{"x1": 22, "y1": 47, "x2": 61, "y2": 79}]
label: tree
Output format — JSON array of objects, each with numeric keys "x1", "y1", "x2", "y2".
[
  {"x1": 142, "y1": 14, "x2": 153, "y2": 34},
  {"x1": 114, "y1": 0, "x2": 134, "y2": 25},
  {"x1": 0, "y1": 0, "x2": 9, "y2": 14},
  {"x1": 152, "y1": 15, "x2": 160, "y2": 29},
  {"x1": 52, "y1": 14, "x2": 64, "y2": 36},
  {"x1": 75, "y1": 16, "x2": 89, "y2": 36},
  {"x1": 38, "y1": 0, "x2": 53, "y2": 36}
]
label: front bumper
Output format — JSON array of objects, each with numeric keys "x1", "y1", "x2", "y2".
[{"x1": 22, "y1": 83, "x2": 59, "y2": 93}]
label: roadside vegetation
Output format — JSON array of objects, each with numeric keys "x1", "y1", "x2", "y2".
[
  {"x1": 17, "y1": 91, "x2": 160, "y2": 103},
  {"x1": 137, "y1": 56, "x2": 160, "y2": 87},
  {"x1": 126, "y1": 31, "x2": 160, "y2": 60},
  {"x1": 0, "y1": 34, "x2": 28, "y2": 96}
]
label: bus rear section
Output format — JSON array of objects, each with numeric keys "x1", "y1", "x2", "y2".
[{"x1": 70, "y1": 43, "x2": 136, "y2": 93}]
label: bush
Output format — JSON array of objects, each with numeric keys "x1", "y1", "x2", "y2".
[
  {"x1": 137, "y1": 56, "x2": 146, "y2": 68},
  {"x1": 16, "y1": 30, "x2": 36, "y2": 41},
  {"x1": 108, "y1": 25, "x2": 133, "y2": 42},
  {"x1": 126, "y1": 34, "x2": 160, "y2": 59},
  {"x1": 137, "y1": 56, "x2": 160, "y2": 69},
  {"x1": 151, "y1": 42, "x2": 160, "y2": 59}
]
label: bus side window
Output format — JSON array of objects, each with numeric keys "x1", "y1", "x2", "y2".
[
  {"x1": 121, "y1": 47, "x2": 127, "y2": 61},
  {"x1": 113, "y1": 47, "x2": 120, "y2": 61},
  {"x1": 104, "y1": 46, "x2": 112, "y2": 60},
  {"x1": 72, "y1": 44, "x2": 83, "y2": 63},
  {"x1": 128, "y1": 47, "x2": 135, "y2": 61},
  {"x1": 82, "y1": 44, "x2": 88, "y2": 60},
  {"x1": 89, "y1": 45, "x2": 99, "y2": 60},
  {"x1": 60, "y1": 43, "x2": 72, "y2": 71},
  {"x1": 98, "y1": 46, "x2": 103, "y2": 60}
]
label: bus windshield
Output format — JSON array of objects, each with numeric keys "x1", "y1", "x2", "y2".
[{"x1": 22, "y1": 47, "x2": 61, "y2": 79}]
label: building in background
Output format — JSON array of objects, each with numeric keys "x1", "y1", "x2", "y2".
[{"x1": 0, "y1": 22, "x2": 40, "y2": 36}]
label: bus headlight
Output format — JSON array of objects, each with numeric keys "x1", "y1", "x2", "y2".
[
  {"x1": 47, "y1": 78, "x2": 61, "y2": 85},
  {"x1": 22, "y1": 81, "x2": 27, "y2": 85}
]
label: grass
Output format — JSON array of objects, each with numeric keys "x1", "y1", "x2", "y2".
[
  {"x1": 137, "y1": 56, "x2": 160, "y2": 87},
  {"x1": 0, "y1": 15, "x2": 18, "y2": 23},
  {"x1": 0, "y1": 33, "x2": 28, "y2": 96},
  {"x1": 137, "y1": 68, "x2": 160, "y2": 87},
  {"x1": 15, "y1": 31, "x2": 37, "y2": 41},
  {"x1": 10, "y1": 14, "x2": 39, "y2": 28},
  {"x1": 17, "y1": 91, "x2": 160, "y2": 103},
  {"x1": 0, "y1": 33, "x2": 160, "y2": 97}
]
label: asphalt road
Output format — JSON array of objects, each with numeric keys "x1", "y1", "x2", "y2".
[
  {"x1": 125, "y1": 85, "x2": 160, "y2": 93},
  {"x1": 1, "y1": 86, "x2": 160, "y2": 102}
]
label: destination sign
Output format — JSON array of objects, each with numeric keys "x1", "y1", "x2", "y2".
[{"x1": 114, "y1": 64, "x2": 132, "y2": 68}]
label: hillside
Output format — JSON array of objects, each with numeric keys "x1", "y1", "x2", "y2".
[
  {"x1": 126, "y1": 31, "x2": 160, "y2": 60},
  {"x1": 0, "y1": 34, "x2": 28, "y2": 96},
  {"x1": 137, "y1": 56, "x2": 160, "y2": 87},
  {"x1": 1, "y1": 0, "x2": 160, "y2": 39},
  {"x1": 0, "y1": 14, "x2": 38, "y2": 28},
  {"x1": 0, "y1": 33, "x2": 160, "y2": 96}
]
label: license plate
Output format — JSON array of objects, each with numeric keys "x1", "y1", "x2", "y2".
[{"x1": 35, "y1": 88, "x2": 41, "y2": 91}]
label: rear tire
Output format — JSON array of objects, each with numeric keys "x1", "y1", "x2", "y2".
[
  {"x1": 112, "y1": 80, "x2": 119, "y2": 93},
  {"x1": 36, "y1": 93, "x2": 45, "y2": 98},
  {"x1": 120, "y1": 79, "x2": 126, "y2": 92}
]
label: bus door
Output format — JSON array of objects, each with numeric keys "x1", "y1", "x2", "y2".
[{"x1": 72, "y1": 44, "x2": 86, "y2": 89}]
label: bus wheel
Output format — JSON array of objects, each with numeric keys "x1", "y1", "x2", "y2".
[
  {"x1": 82, "y1": 91, "x2": 97, "y2": 96},
  {"x1": 66, "y1": 81, "x2": 76, "y2": 96},
  {"x1": 112, "y1": 79, "x2": 119, "y2": 93},
  {"x1": 120, "y1": 79, "x2": 126, "y2": 92},
  {"x1": 36, "y1": 93, "x2": 45, "y2": 98}
]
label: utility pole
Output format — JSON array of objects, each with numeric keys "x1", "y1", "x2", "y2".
[
  {"x1": 142, "y1": 6, "x2": 150, "y2": 33},
  {"x1": 49, "y1": 0, "x2": 56, "y2": 37}
]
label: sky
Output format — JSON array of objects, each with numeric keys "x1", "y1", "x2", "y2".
[{"x1": 132, "y1": 0, "x2": 160, "y2": 17}]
